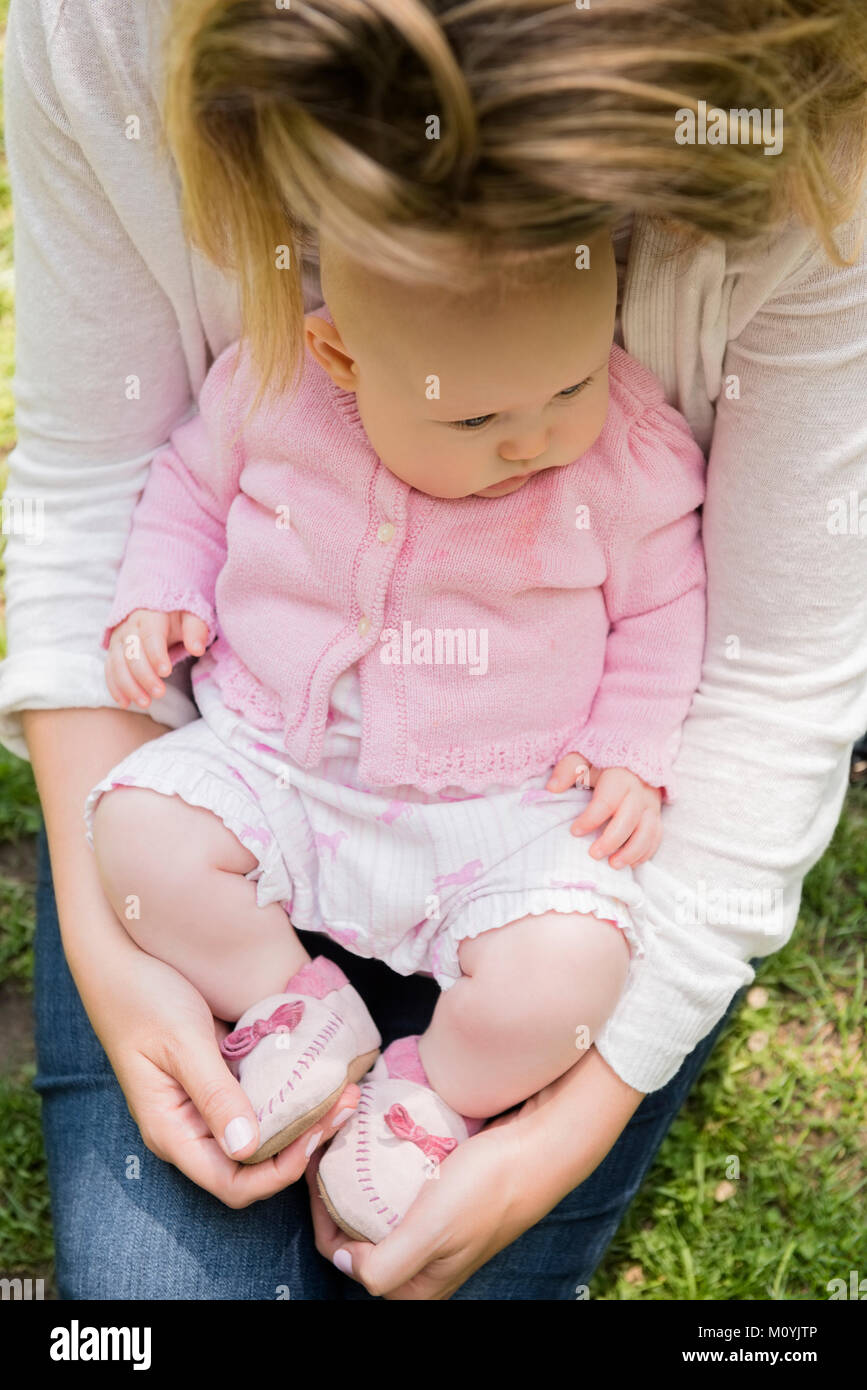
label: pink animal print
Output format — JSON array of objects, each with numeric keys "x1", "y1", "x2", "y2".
[
  {"x1": 429, "y1": 935, "x2": 444, "y2": 977},
  {"x1": 228, "y1": 766, "x2": 261, "y2": 801},
  {"x1": 520, "y1": 788, "x2": 559, "y2": 806},
  {"x1": 239, "y1": 823, "x2": 273, "y2": 849},
  {"x1": 249, "y1": 740, "x2": 281, "y2": 758},
  {"x1": 329, "y1": 925, "x2": 359, "y2": 948},
  {"x1": 314, "y1": 829, "x2": 349, "y2": 860},
  {"x1": 433, "y1": 859, "x2": 484, "y2": 889},
  {"x1": 549, "y1": 878, "x2": 599, "y2": 891},
  {"x1": 378, "y1": 800, "x2": 413, "y2": 824}
]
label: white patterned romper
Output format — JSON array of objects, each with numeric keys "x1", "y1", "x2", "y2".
[{"x1": 84, "y1": 648, "x2": 649, "y2": 989}]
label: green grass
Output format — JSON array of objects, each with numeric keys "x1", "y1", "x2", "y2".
[
  {"x1": 593, "y1": 782, "x2": 867, "y2": 1300},
  {"x1": 0, "y1": 0, "x2": 863, "y2": 1300}
]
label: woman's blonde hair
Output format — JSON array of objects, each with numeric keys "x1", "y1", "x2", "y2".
[{"x1": 161, "y1": 0, "x2": 867, "y2": 414}]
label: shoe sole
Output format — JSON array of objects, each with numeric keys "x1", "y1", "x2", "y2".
[
  {"x1": 242, "y1": 1047, "x2": 381, "y2": 1164},
  {"x1": 316, "y1": 1167, "x2": 372, "y2": 1244}
]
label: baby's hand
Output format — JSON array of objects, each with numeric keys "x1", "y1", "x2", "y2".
[
  {"x1": 546, "y1": 752, "x2": 662, "y2": 869},
  {"x1": 104, "y1": 608, "x2": 209, "y2": 710}
]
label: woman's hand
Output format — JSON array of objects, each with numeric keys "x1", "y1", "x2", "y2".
[
  {"x1": 547, "y1": 752, "x2": 662, "y2": 868},
  {"x1": 104, "y1": 608, "x2": 210, "y2": 710},
  {"x1": 306, "y1": 1108, "x2": 529, "y2": 1299},
  {"x1": 306, "y1": 1045, "x2": 644, "y2": 1299},
  {"x1": 92, "y1": 930, "x2": 359, "y2": 1207}
]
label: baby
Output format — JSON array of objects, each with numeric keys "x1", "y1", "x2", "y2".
[{"x1": 85, "y1": 226, "x2": 707, "y2": 1244}]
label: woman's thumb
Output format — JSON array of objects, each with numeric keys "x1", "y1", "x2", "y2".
[{"x1": 173, "y1": 1031, "x2": 261, "y2": 1160}]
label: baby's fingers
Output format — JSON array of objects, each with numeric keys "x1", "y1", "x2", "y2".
[
  {"x1": 181, "y1": 612, "x2": 209, "y2": 657},
  {"x1": 106, "y1": 643, "x2": 154, "y2": 710},
  {"x1": 116, "y1": 628, "x2": 167, "y2": 705},
  {"x1": 587, "y1": 797, "x2": 641, "y2": 863},
  {"x1": 546, "y1": 753, "x2": 591, "y2": 792},
  {"x1": 569, "y1": 786, "x2": 618, "y2": 836},
  {"x1": 609, "y1": 810, "x2": 661, "y2": 869}
]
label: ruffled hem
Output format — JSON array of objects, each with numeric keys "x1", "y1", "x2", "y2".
[
  {"x1": 207, "y1": 643, "x2": 284, "y2": 729},
  {"x1": 433, "y1": 884, "x2": 647, "y2": 990},
  {"x1": 82, "y1": 757, "x2": 293, "y2": 912}
]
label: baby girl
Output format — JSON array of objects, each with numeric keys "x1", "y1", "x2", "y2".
[{"x1": 85, "y1": 226, "x2": 706, "y2": 1244}]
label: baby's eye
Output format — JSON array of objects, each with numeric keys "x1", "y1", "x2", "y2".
[
  {"x1": 447, "y1": 377, "x2": 594, "y2": 430},
  {"x1": 451, "y1": 414, "x2": 494, "y2": 431},
  {"x1": 557, "y1": 377, "x2": 593, "y2": 398}
]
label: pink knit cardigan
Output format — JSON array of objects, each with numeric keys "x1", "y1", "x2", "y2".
[{"x1": 102, "y1": 319, "x2": 707, "y2": 796}]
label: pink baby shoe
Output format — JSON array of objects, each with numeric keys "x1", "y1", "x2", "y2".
[
  {"x1": 220, "y1": 956, "x2": 381, "y2": 1164},
  {"x1": 316, "y1": 1036, "x2": 478, "y2": 1243}
]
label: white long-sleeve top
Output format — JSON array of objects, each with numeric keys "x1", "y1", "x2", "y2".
[{"x1": 3, "y1": 0, "x2": 866, "y2": 1092}]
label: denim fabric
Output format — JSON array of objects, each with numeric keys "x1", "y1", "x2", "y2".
[{"x1": 32, "y1": 822, "x2": 747, "y2": 1300}]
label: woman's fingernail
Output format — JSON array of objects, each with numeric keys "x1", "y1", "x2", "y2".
[
  {"x1": 224, "y1": 1116, "x2": 254, "y2": 1154},
  {"x1": 304, "y1": 1129, "x2": 322, "y2": 1158},
  {"x1": 332, "y1": 1107, "x2": 355, "y2": 1129},
  {"x1": 333, "y1": 1249, "x2": 353, "y2": 1276}
]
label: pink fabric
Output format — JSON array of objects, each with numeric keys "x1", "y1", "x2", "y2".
[
  {"x1": 382, "y1": 1034, "x2": 430, "y2": 1086},
  {"x1": 383, "y1": 1034, "x2": 485, "y2": 1136},
  {"x1": 285, "y1": 955, "x2": 348, "y2": 1000},
  {"x1": 219, "y1": 999, "x2": 305, "y2": 1059},
  {"x1": 383, "y1": 1103, "x2": 459, "y2": 1161},
  {"x1": 100, "y1": 308, "x2": 706, "y2": 799}
]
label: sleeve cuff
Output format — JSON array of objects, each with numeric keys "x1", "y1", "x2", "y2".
[
  {"x1": 100, "y1": 590, "x2": 218, "y2": 653},
  {"x1": 563, "y1": 727, "x2": 676, "y2": 802},
  {"x1": 0, "y1": 650, "x2": 202, "y2": 762}
]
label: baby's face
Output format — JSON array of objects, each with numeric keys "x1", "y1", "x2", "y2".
[{"x1": 306, "y1": 229, "x2": 617, "y2": 500}]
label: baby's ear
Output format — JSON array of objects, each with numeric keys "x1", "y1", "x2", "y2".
[{"x1": 304, "y1": 315, "x2": 358, "y2": 390}]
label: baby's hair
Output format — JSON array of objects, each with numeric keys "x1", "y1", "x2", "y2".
[{"x1": 160, "y1": 0, "x2": 867, "y2": 421}]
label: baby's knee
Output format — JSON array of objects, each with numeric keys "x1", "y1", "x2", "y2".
[
  {"x1": 457, "y1": 911, "x2": 630, "y2": 1034},
  {"x1": 91, "y1": 786, "x2": 186, "y2": 906},
  {"x1": 461, "y1": 910, "x2": 629, "y2": 987}
]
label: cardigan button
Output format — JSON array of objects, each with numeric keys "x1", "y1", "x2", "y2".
[
  {"x1": 377, "y1": 521, "x2": 395, "y2": 543},
  {"x1": 357, "y1": 615, "x2": 370, "y2": 637}
]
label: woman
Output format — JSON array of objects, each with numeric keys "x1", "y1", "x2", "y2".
[{"x1": 2, "y1": 0, "x2": 865, "y2": 1299}]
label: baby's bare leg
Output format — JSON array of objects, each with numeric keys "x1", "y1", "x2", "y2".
[
  {"x1": 418, "y1": 911, "x2": 630, "y2": 1117},
  {"x1": 91, "y1": 787, "x2": 308, "y2": 1021}
]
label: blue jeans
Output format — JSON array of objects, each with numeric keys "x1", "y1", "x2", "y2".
[{"x1": 32, "y1": 821, "x2": 748, "y2": 1300}]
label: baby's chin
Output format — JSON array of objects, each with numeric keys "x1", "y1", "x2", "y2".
[
  {"x1": 380, "y1": 463, "x2": 533, "y2": 500},
  {"x1": 469, "y1": 474, "x2": 533, "y2": 498},
  {"x1": 413, "y1": 476, "x2": 531, "y2": 499}
]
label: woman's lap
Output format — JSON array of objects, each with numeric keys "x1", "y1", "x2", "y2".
[{"x1": 33, "y1": 821, "x2": 747, "y2": 1301}]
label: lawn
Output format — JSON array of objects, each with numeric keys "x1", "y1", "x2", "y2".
[{"x1": 0, "y1": 0, "x2": 864, "y2": 1301}]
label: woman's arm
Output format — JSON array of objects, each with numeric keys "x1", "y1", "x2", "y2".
[
  {"x1": 23, "y1": 704, "x2": 357, "y2": 1199},
  {"x1": 596, "y1": 187, "x2": 867, "y2": 1093},
  {"x1": 0, "y1": 0, "x2": 207, "y2": 757}
]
